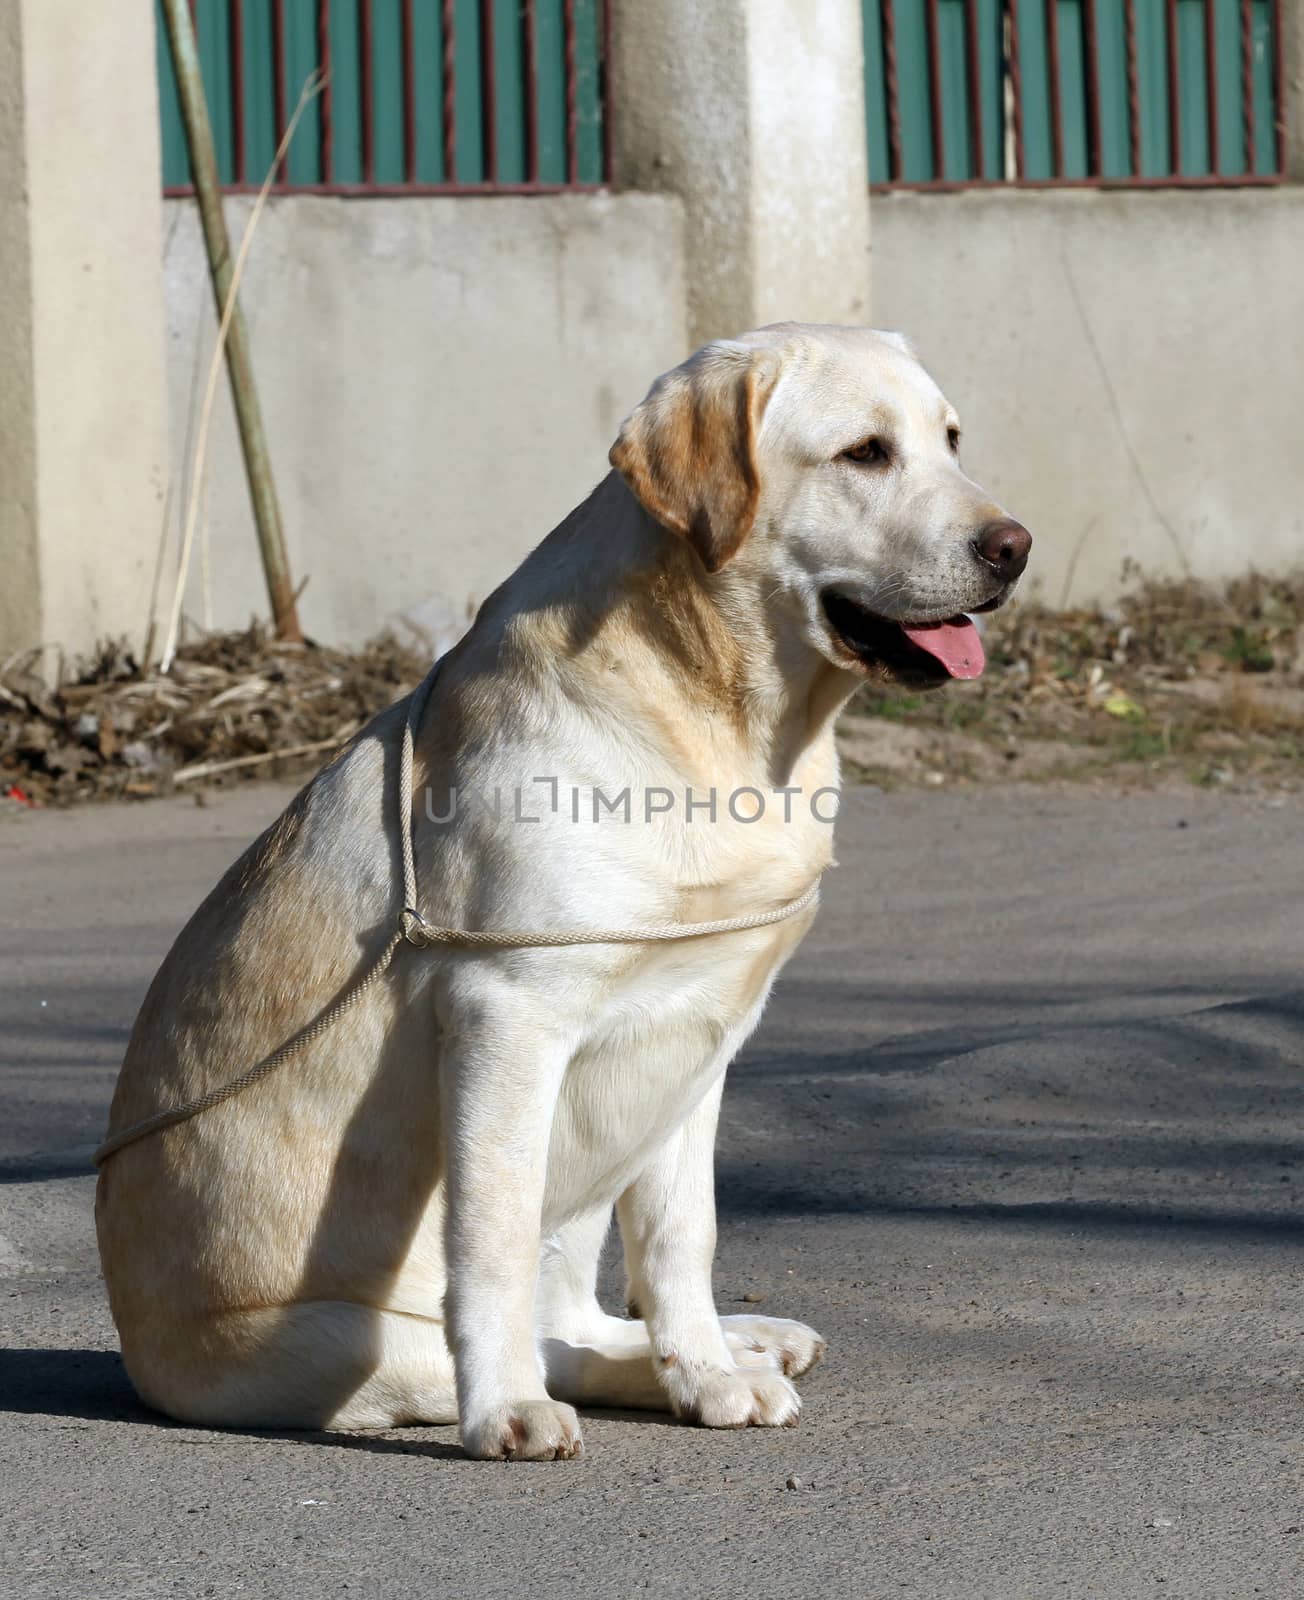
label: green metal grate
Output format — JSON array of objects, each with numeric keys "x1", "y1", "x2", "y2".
[
  {"x1": 864, "y1": 0, "x2": 1283, "y2": 187},
  {"x1": 157, "y1": 0, "x2": 609, "y2": 193}
]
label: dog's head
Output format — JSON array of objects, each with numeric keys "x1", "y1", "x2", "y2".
[{"x1": 610, "y1": 323, "x2": 1030, "y2": 687}]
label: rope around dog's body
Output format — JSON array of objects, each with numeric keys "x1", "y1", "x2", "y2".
[{"x1": 92, "y1": 661, "x2": 823, "y2": 1168}]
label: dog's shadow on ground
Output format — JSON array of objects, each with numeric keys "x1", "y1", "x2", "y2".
[
  {"x1": 0, "y1": 1347, "x2": 683, "y2": 1456},
  {"x1": 0, "y1": 1347, "x2": 474, "y2": 1459}
]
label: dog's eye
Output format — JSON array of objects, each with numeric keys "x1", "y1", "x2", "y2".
[
  {"x1": 843, "y1": 437, "x2": 887, "y2": 466},
  {"x1": 947, "y1": 427, "x2": 961, "y2": 453}
]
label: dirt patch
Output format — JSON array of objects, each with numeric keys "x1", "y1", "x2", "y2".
[{"x1": 845, "y1": 572, "x2": 1304, "y2": 793}]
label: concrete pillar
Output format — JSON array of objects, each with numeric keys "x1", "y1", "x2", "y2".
[
  {"x1": 611, "y1": 0, "x2": 872, "y2": 348},
  {"x1": 1284, "y1": 0, "x2": 1304, "y2": 182},
  {"x1": 0, "y1": 0, "x2": 170, "y2": 667}
]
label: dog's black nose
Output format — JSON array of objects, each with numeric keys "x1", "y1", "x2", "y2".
[{"x1": 972, "y1": 518, "x2": 1032, "y2": 581}]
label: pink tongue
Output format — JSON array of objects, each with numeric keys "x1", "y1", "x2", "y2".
[{"x1": 900, "y1": 616, "x2": 985, "y2": 679}]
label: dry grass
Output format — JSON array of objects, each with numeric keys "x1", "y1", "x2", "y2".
[{"x1": 850, "y1": 571, "x2": 1304, "y2": 790}]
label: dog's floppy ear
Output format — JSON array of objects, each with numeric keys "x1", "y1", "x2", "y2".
[{"x1": 609, "y1": 342, "x2": 780, "y2": 574}]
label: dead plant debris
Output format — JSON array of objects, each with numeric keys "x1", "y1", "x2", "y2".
[
  {"x1": 4, "y1": 574, "x2": 1303, "y2": 808},
  {"x1": 845, "y1": 572, "x2": 1304, "y2": 792},
  {"x1": 1, "y1": 626, "x2": 427, "y2": 807}
]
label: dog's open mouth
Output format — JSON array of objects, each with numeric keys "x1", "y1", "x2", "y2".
[{"x1": 821, "y1": 590, "x2": 986, "y2": 681}]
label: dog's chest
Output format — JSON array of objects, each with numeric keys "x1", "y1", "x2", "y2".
[
  {"x1": 530, "y1": 737, "x2": 835, "y2": 1218},
  {"x1": 542, "y1": 909, "x2": 809, "y2": 1220}
]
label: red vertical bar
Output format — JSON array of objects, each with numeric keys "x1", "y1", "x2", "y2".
[
  {"x1": 480, "y1": 0, "x2": 498, "y2": 184},
  {"x1": 1124, "y1": 0, "x2": 1141, "y2": 173},
  {"x1": 1046, "y1": 0, "x2": 1064, "y2": 176},
  {"x1": 1166, "y1": 0, "x2": 1182, "y2": 174},
  {"x1": 402, "y1": 0, "x2": 416, "y2": 181},
  {"x1": 230, "y1": 0, "x2": 246, "y2": 184},
  {"x1": 925, "y1": 0, "x2": 946, "y2": 177},
  {"x1": 1083, "y1": 0, "x2": 1101, "y2": 173},
  {"x1": 1270, "y1": 0, "x2": 1284, "y2": 172},
  {"x1": 272, "y1": 0, "x2": 287, "y2": 177},
  {"x1": 318, "y1": 0, "x2": 333, "y2": 183},
  {"x1": 1204, "y1": 0, "x2": 1220, "y2": 173},
  {"x1": 522, "y1": 0, "x2": 539, "y2": 182},
  {"x1": 188, "y1": 0, "x2": 200, "y2": 192},
  {"x1": 600, "y1": 0, "x2": 613, "y2": 183},
  {"x1": 964, "y1": 0, "x2": 985, "y2": 178},
  {"x1": 563, "y1": 0, "x2": 578, "y2": 185},
  {"x1": 883, "y1": 0, "x2": 904, "y2": 181},
  {"x1": 1239, "y1": 0, "x2": 1255, "y2": 172},
  {"x1": 360, "y1": 0, "x2": 375, "y2": 184},
  {"x1": 442, "y1": 0, "x2": 457, "y2": 182},
  {"x1": 1008, "y1": 0, "x2": 1026, "y2": 180}
]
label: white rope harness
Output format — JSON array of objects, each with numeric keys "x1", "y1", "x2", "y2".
[{"x1": 92, "y1": 660, "x2": 822, "y2": 1167}]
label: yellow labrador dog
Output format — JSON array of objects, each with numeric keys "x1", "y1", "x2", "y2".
[{"x1": 97, "y1": 324, "x2": 1029, "y2": 1460}]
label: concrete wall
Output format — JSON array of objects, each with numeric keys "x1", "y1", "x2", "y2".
[
  {"x1": 871, "y1": 188, "x2": 1304, "y2": 605},
  {"x1": 167, "y1": 185, "x2": 1304, "y2": 650},
  {"x1": 0, "y1": 0, "x2": 168, "y2": 668},
  {"x1": 160, "y1": 193, "x2": 686, "y2": 648},
  {"x1": 611, "y1": 0, "x2": 870, "y2": 346},
  {"x1": 25, "y1": 0, "x2": 1297, "y2": 664},
  {"x1": 18, "y1": 117, "x2": 1300, "y2": 661}
]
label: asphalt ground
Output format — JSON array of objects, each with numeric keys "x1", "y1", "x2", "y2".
[{"x1": 2, "y1": 780, "x2": 1302, "y2": 1598}]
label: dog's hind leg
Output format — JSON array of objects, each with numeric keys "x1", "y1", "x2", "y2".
[
  {"x1": 125, "y1": 1301, "x2": 459, "y2": 1430},
  {"x1": 535, "y1": 1206, "x2": 781, "y2": 1412},
  {"x1": 534, "y1": 1205, "x2": 661, "y2": 1410},
  {"x1": 617, "y1": 1076, "x2": 804, "y2": 1427}
]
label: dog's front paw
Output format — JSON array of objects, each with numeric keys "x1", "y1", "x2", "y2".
[
  {"x1": 721, "y1": 1314, "x2": 827, "y2": 1378},
  {"x1": 659, "y1": 1358, "x2": 801, "y2": 1429},
  {"x1": 461, "y1": 1399, "x2": 583, "y2": 1461}
]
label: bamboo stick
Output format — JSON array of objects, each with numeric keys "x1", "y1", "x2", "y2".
[{"x1": 159, "y1": 0, "x2": 303, "y2": 645}]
